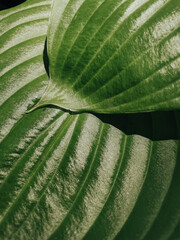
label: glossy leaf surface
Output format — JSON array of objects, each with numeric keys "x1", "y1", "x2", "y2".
[
  {"x1": 35, "y1": 0, "x2": 180, "y2": 113},
  {"x1": 0, "y1": 1, "x2": 180, "y2": 240}
]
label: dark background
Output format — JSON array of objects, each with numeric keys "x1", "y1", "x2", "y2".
[{"x1": 0, "y1": 0, "x2": 26, "y2": 10}]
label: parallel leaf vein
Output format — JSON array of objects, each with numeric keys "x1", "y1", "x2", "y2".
[
  {"x1": 83, "y1": 134, "x2": 128, "y2": 238},
  {"x1": 10, "y1": 115, "x2": 78, "y2": 238},
  {"x1": 0, "y1": 114, "x2": 73, "y2": 226},
  {"x1": 48, "y1": 123, "x2": 104, "y2": 239},
  {"x1": 72, "y1": 0, "x2": 170, "y2": 89},
  {"x1": 82, "y1": 26, "x2": 179, "y2": 98}
]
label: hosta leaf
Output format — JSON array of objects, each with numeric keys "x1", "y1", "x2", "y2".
[
  {"x1": 0, "y1": 1, "x2": 180, "y2": 240},
  {"x1": 33, "y1": 0, "x2": 180, "y2": 113}
]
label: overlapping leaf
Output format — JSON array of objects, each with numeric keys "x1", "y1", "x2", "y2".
[
  {"x1": 0, "y1": 1, "x2": 180, "y2": 240},
  {"x1": 34, "y1": 0, "x2": 180, "y2": 113}
]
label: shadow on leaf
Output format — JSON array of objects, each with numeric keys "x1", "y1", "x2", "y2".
[
  {"x1": 0, "y1": 0, "x2": 26, "y2": 10},
  {"x1": 43, "y1": 39, "x2": 49, "y2": 77},
  {"x1": 43, "y1": 40, "x2": 179, "y2": 141},
  {"x1": 95, "y1": 111, "x2": 179, "y2": 141}
]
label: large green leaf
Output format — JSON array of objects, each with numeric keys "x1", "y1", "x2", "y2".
[
  {"x1": 33, "y1": 0, "x2": 180, "y2": 113},
  {"x1": 0, "y1": 1, "x2": 180, "y2": 239}
]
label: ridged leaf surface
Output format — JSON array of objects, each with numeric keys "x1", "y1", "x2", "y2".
[
  {"x1": 0, "y1": 1, "x2": 180, "y2": 240},
  {"x1": 35, "y1": 0, "x2": 180, "y2": 113}
]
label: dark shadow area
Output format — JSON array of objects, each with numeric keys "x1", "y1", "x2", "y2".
[
  {"x1": 95, "y1": 112, "x2": 153, "y2": 139},
  {"x1": 43, "y1": 39, "x2": 49, "y2": 77},
  {"x1": 95, "y1": 111, "x2": 179, "y2": 141},
  {"x1": 42, "y1": 42, "x2": 179, "y2": 141},
  {"x1": 0, "y1": 0, "x2": 26, "y2": 10}
]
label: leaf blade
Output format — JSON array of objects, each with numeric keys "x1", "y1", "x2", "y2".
[{"x1": 37, "y1": 0, "x2": 180, "y2": 113}]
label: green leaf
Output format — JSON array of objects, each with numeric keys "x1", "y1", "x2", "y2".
[
  {"x1": 0, "y1": 0, "x2": 180, "y2": 239},
  {"x1": 34, "y1": 0, "x2": 180, "y2": 113}
]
